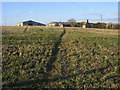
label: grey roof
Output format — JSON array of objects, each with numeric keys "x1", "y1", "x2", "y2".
[
  {"x1": 22, "y1": 20, "x2": 46, "y2": 25},
  {"x1": 23, "y1": 20, "x2": 39, "y2": 23}
]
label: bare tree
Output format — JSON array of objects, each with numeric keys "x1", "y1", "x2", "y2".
[{"x1": 67, "y1": 19, "x2": 76, "y2": 27}]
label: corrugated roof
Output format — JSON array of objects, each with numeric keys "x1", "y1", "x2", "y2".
[
  {"x1": 23, "y1": 20, "x2": 37, "y2": 23},
  {"x1": 21, "y1": 20, "x2": 46, "y2": 25}
]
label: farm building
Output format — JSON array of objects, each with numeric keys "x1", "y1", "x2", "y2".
[
  {"x1": 59, "y1": 22, "x2": 71, "y2": 27},
  {"x1": 47, "y1": 22, "x2": 71, "y2": 27},
  {"x1": 16, "y1": 20, "x2": 46, "y2": 26},
  {"x1": 80, "y1": 19, "x2": 90, "y2": 28},
  {"x1": 47, "y1": 22, "x2": 59, "y2": 26},
  {"x1": 105, "y1": 23, "x2": 115, "y2": 29}
]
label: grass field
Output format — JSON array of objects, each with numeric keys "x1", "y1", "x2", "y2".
[{"x1": 2, "y1": 26, "x2": 119, "y2": 88}]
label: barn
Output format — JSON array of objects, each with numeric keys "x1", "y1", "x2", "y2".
[{"x1": 16, "y1": 20, "x2": 46, "y2": 26}]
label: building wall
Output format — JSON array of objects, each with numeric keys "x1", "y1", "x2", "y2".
[
  {"x1": 86, "y1": 23, "x2": 90, "y2": 28},
  {"x1": 48, "y1": 23, "x2": 71, "y2": 27},
  {"x1": 81, "y1": 23, "x2": 90, "y2": 28},
  {"x1": 48, "y1": 24, "x2": 55, "y2": 26},
  {"x1": 60, "y1": 24, "x2": 64, "y2": 27},
  {"x1": 82, "y1": 25, "x2": 86, "y2": 28},
  {"x1": 16, "y1": 23, "x2": 23, "y2": 26}
]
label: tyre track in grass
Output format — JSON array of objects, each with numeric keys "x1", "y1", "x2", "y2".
[
  {"x1": 23, "y1": 26, "x2": 30, "y2": 32},
  {"x1": 46, "y1": 27, "x2": 66, "y2": 72}
]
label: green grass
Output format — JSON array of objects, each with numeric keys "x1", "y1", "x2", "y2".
[
  {"x1": 2, "y1": 26, "x2": 119, "y2": 88},
  {"x1": 47, "y1": 30, "x2": 119, "y2": 88}
]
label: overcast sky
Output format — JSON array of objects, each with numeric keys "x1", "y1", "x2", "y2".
[{"x1": 1, "y1": 2, "x2": 119, "y2": 26}]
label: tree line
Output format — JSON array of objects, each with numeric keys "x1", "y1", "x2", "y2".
[{"x1": 67, "y1": 19, "x2": 120, "y2": 29}]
